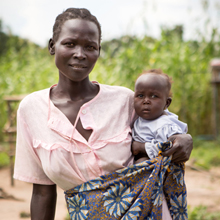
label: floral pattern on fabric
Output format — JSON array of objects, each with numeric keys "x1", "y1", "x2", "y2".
[
  {"x1": 121, "y1": 198, "x2": 142, "y2": 220},
  {"x1": 65, "y1": 141, "x2": 187, "y2": 220},
  {"x1": 103, "y1": 182, "x2": 134, "y2": 217},
  {"x1": 151, "y1": 175, "x2": 163, "y2": 207},
  {"x1": 66, "y1": 193, "x2": 89, "y2": 219},
  {"x1": 73, "y1": 177, "x2": 104, "y2": 192},
  {"x1": 170, "y1": 164, "x2": 185, "y2": 186},
  {"x1": 170, "y1": 194, "x2": 188, "y2": 219}
]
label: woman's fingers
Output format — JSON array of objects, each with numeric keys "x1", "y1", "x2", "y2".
[{"x1": 162, "y1": 134, "x2": 193, "y2": 163}]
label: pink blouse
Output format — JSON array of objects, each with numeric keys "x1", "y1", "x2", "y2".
[{"x1": 14, "y1": 83, "x2": 135, "y2": 190}]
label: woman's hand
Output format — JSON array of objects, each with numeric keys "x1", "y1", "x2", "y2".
[
  {"x1": 31, "y1": 184, "x2": 57, "y2": 220},
  {"x1": 163, "y1": 133, "x2": 193, "y2": 163}
]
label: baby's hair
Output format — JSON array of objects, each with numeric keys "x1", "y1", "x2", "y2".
[
  {"x1": 140, "y1": 69, "x2": 173, "y2": 97},
  {"x1": 52, "y1": 8, "x2": 102, "y2": 43}
]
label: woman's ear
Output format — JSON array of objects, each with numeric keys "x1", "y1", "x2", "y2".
[
  {"x1": 48, "y1": 38, "x2": 55, "y2": 55},
  {"x1": 165, "y1": 97, "x2": 172, "y2": 109}
]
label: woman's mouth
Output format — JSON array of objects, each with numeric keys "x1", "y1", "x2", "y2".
[{"x1": 69, "y1": 64, "x2": 87, "y2": 69}]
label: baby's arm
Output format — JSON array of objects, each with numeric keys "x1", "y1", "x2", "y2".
[
  {"x1": 131, "y1": 141, "x2": 147, "y2": 156},
  {"x1": 132, "y1": 134, "x2": 192, "y2": 163},
  {"x1": 131, "y1": 141, "x2": 149, "y2": 163},
  {"x1": 132, "y1": 124, "x2": 189, "y2": 161}
]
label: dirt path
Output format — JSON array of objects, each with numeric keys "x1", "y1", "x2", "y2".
[
  {"x1": 185, "y1": 164, "x2": 220, "y2": 212},
  {"x1": 0, "y1": 168, "x2": 67, "y2": 220},
  {"x1": 0, "y1": 162, "x2": 220, "y2": 220}
]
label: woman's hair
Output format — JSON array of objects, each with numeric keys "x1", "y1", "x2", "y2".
[
  {"x1": 141, "y1": 69, "x2": 173, "y2": 97},
  {"x1": 52, "y1": 8, "x2": 102, "y2": 43}
]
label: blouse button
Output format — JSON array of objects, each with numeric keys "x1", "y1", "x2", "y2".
[{"x1": 82, "y1": 109, "x2": 87, "y2": 114}]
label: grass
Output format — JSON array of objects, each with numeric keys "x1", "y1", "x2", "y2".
[
  {"x1": 65, "y1": 214, "x2": 71, "y2": 220},
  {"x1": 19, "y1": 211, "x2": 30, "y2": 218},
  {"x1": 0, "y1": 152, "x2": 9, "y2": 168},
  {"x1": 190, "y1": 137, "x2": 220, "y2": 170},
  {"x1": 0, "y1": 143, "x2": 10, "y2": 168},
  {"x1": 188, "y1": 205, "x2": 220, "y2": 220}
]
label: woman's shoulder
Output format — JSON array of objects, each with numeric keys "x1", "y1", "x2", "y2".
[
  {"x1": 100, "y1": 84, "x2": 134, "y2": 96},
  {"x1": 18, "y1": 88, "x2": 50, "y2": 111}
]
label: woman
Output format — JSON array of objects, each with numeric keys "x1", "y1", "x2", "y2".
[{"x1": 14, "y1": 8, "x2": 192, "y2": 220}]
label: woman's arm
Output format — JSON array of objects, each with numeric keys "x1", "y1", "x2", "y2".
[
  {"x1": 131, "y1": 134, "x2": 193, "y2": 163},
  {"x1": 31, "y1": 184, "x2": 57, "y2": 220}
]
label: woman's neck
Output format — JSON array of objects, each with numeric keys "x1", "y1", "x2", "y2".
[{"x1": 51, "y1": 76, "x2": 98, "y2": 102}]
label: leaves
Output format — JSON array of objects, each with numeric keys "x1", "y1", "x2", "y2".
[{"x1": 0, "y1": 25, "x2": 219, "y2": 140}]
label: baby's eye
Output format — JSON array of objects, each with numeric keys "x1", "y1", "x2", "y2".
[
  {"x1": 137, "y1": 94, "x2": 144, "y2": 98},
  {"x1": 151, "y1": 94, "x2": 158, "y2": 98}
]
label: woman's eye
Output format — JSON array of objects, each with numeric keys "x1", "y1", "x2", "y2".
[
  {"x1": 65, "y1": 42, "x2": 74, "y2": 47},
  {"x1": 87, "y1": 45, "x2": 95, "y2": 51}
]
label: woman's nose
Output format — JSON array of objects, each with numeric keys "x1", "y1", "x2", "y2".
[{"x1": 73, "y1": 46, "x2": 86, "y2": 59}]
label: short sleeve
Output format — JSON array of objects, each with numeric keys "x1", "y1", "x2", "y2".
[
  {"x1": 13, "y1": 107, "x2": 54, "y2": 185},
  {"x1": 155, "y1": 124, "x2": 186, "y2": 143},
  {"x1": 145, "y1": 140, "x2": 160, "y2": 159}
]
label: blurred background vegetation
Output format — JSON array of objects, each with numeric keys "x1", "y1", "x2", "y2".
[
  {"x1": 0, "y1": 18, "x2": 219, "y2": 138},
  {"x1": 1, "y1": 15, "x2": 220, "y2": 169}
]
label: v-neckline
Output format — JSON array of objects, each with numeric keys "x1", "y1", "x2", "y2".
[{"x1": 48, "y1": 83, "x2": 101, "y2": 143}]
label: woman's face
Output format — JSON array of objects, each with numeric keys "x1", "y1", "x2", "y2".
[{"x1": 52, "y1": 19, "x2": 100, "y2": 82}]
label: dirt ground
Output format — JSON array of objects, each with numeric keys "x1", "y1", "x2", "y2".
[{"x1": 0, "y1": 162, "x2": 220, "y2": 220}]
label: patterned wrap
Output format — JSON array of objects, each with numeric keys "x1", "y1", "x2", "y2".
[{"x1": 65, "y1": 142, "x2": 187, "y2": 220}]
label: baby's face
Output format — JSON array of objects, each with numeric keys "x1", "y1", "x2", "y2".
[{"x1": 134, "y1": 74, "x2": 171, "y2": 120}]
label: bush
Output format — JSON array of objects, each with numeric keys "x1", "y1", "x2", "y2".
[
  {"x1": 188, "y1": 205, "x2": 220, "y2": 220},
  {"x1": 0, "y1": 152, "x2": 9, "y2": 168}
]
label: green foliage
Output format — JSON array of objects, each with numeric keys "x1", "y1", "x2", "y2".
[
  {"x1": 190, "y1": 138, "x2": 220, "y2": 169},
  {"x1": 0, "y1": 152, "x2": 9, "y2": 168},
  {"x1": 0, "y1": 19, "x2": 220, "y2": 140},
  {"x1": 91, "y1": 28, "x2": 220, "y2": 137},
  {"x1": 188, "y1": 205, "x2": 220, "y2": 220},
  {"x1": 65, "y1": 213, "x2": 71, "y2": 220},
  {"x1": 19, "y1": 211, "x2": 31, "y2": 218},
  {"x1": 0, "y1": 21, "x2": 57, "y2": 140}
]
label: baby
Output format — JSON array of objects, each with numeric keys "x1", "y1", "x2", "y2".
[
  {"x1": 132, "y1": 69, "x2": 188, "y2": 163},
  {"x1": 132, "y1": 69, "x2": 188, "y2": 219}
]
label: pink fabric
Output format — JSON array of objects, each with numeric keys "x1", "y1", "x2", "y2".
[
  {"x1": 162, "y1": 193, "x2": 172, "y2": 220},
  {"x1": 14, "y1": 83, "x2": 135, "y2": 190}
]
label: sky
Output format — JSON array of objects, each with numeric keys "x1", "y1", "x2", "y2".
[{"x1": 0, "y1": 0, "x2": 220, "y2": 47}]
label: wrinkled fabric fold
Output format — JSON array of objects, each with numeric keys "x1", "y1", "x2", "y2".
[{"x1": 65, "y1": 142, "x2": 187, "y2": 220}]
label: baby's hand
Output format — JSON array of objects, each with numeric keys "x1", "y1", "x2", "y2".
[{"x1": 131, "y1": 141, "x2": 146, "y2": 156}]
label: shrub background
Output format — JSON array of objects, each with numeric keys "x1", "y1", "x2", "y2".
[{"x1": 0, "y1": 22, "x2": 220, "y2": 140}]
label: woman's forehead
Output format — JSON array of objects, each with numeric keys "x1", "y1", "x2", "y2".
[{"x1": 59, "y1": 19, "x2": 100, "y2": 41}]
